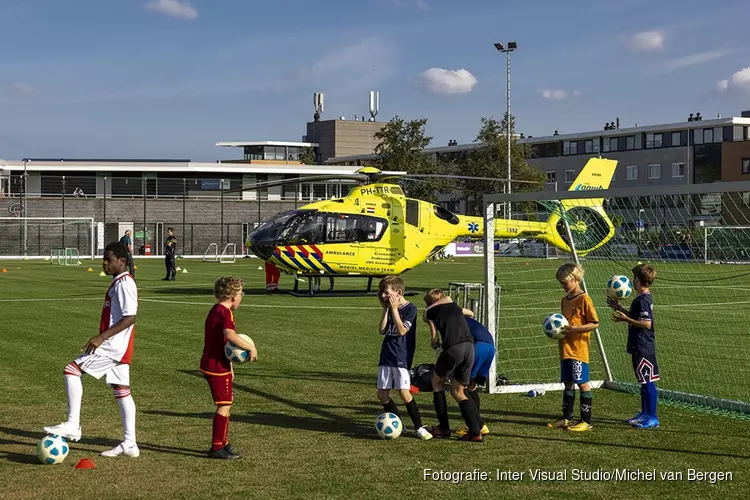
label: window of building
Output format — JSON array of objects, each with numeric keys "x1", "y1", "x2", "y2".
[
  {"x1": 565, "y1": 170, "x2": 575, "y2": 183},
  {"x1": 646, "y1": 133, "x2": 654, "y2": 148},
  {"x1": 654, "y1": 133, "x2": 662, "y2": 147},
  {"x1": 672, "y1": 131, "x2": 681, "y2": 147},
  {"x1": 703, "y1": 128, "x2": 713, "y2": 144},
  {"x1": 563, "y1": 141, "x2": 570, "y2": 155},
  {"x1": 570, "y1": 142, "x2": 578, "y2": 154},
  {"x1": 713, "y1": 127, "x2": 722, "y2": 143},
  {"x1": 672, "y1": 162, "x2": 685, "y2": 178},
  {"x1": 626, "y1": 136, "x2": 635, "y2": 150},
  {"x1": 648, "y1": 164, "x2": 661, "y2": 179},
  {"x1": 626, "y1": 165, "x2": 638, "y2": 180},
  {"x1": 584, "y1": 140, "x2": 593, "y2": 153},
  {"x1": 546, "y1": 171, "x2": 556, "y2": 182},
  {"x1": 592, "y1": 138, "x2": 600, "y2": 153},
  {"x1": 602, "y1": 138, "x2": 610, "y2": 152},
  {"x1": 693, "y1": 129, "x2": 703, "y2": 145},
  {"x1": 743, "y1": 158, "x2": 750, "y2": 175},
  {"x1": 610, "y1": 137, "x2": 618, "y2": 151}
]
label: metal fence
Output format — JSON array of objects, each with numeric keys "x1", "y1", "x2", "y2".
[{"x1": 0, "y1": 174, "x2": 344, "y2": 257}]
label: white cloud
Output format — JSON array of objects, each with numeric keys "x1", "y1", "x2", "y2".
[
  {"x1": 415, "y1": 68, "x2": 477, "y2": 95},
  {"x1": 661, "y1": 49, "x2": 735, "y2": 73},
  {"x1": 537, "y1": 89, "x2": 580, "y2": 100},
  {"x1": 145, "y1": 0, "x2": 197, "y2": 20},
  {"x1": 392, "y1": 0, "x2": 429, "y2": 11},
  {"x1": 12, "y1": 82, "x2": 34, "y2": 94},
  {"x1": 716, "y1": 67, "x2": 750, "y2": 93},
  {"x1": 627, "y1": 30, "x2": 665, "y2": 52}
]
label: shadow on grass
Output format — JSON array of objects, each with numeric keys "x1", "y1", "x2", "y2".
[
  {"x1": 0, "y1": 426, "x2": 205, "y2": 460},
  {"x1": 153, "y1": 287, "x2": 287, "y2": 297}
]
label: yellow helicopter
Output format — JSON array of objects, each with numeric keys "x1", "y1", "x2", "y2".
[{"x1": 243, "y1": 157, "x2": 618, "y2": 295}]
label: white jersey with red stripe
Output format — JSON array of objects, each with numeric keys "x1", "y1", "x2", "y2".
[{"x1": 97, "y1": 272, "x2": 138, "y2": 364}]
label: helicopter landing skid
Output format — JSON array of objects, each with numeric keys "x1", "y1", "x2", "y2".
[{"x1": 289, "y1": 275, "x2": 418, "y2": 298}]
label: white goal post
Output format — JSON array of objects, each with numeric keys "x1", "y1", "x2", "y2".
[
  {"x1": 203, "y1": 243, "x2": 237, "y2": 263},
  {"x1": 0, "y1": 217, "x2": 95, "y2": 259},
  {"x1": 482, "y1": 178, "x2": 750, "y2": 415}
]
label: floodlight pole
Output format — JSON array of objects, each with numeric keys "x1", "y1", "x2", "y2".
[
  {"x1": 495, "y1": 41, "x2": 517, "y2": 220},
  {"x1": 22, "y1": 159, "x2": 28, "y2": 257}
]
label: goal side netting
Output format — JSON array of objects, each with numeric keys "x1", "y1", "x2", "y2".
[
  {"x1": 482, "y1": 180, "x2": 750, "y2": 414},
  {"x1": 0, "y1": 217, "x2": 95, "y2": 259}
]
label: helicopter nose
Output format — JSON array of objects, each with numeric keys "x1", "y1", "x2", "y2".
[{"x1": 248, "y1": 232, "x2": 276, "y2": 260}]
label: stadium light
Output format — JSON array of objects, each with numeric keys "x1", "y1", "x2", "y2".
[{"x1": 495, "y1": 41, "x2": 517, "y2": 219}]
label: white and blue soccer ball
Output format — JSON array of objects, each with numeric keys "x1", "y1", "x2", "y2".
[
  {"x1": 224, "y1": 334, "x2": 255, "y2": 364},
  {"x1": 36, "y1": 434, "x2": 69, "y2": 465},
  {"x1": 543, "y1": 313, "x2": 569, "y2": 340},
  {"x1": 607, "y1": 275, "x2": 632, "y2": 301},
  {"x1": 375, "y1": 412, "x2": 403, "y2": 440}
]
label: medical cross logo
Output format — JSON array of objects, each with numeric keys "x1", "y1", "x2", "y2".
[{"x1": 468, "y1": 222, "x2": 479, "y2": 234}]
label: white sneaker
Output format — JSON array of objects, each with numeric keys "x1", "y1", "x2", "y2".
[
  {"x1": 100, "y1": 442, "x2": 140, "y2": 458},
  {"x1": 44, "y1": 422, "x2": 82, "y2": 442},
  {"x1": 417, "y1": 426, "x2": 434, "y2": 441}
]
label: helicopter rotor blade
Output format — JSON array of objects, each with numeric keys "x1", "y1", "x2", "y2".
[
  {"x1": 222, "y1": 173, "x2": 370, "y2": 195},
  {"x1": 397, "y1": 174, "x2": 543, "y2": 185}
]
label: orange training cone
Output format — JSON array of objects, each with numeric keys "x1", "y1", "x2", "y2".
[
  {"x1": 74, "y1": 458, "x2": 97, "y2": 469},
  {"x1": 1, "y1": 268, "x2": 7, "y2": 273}
]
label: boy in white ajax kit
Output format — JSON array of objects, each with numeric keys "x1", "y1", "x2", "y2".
[{"x1": 44, "y1": 241, "x2": 140, "y2": 457}]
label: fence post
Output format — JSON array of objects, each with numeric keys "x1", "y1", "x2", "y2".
[
  {"x1": 220, "y1": 178, "x2": 225, "y2": 245},
  {"x1": 62, "y1": 175, "x2": 66, "y2": 248},
  {"x1": 182, "y1": 178, "x2": 186, "y2": 256},
  {"x1": 103, "y1": 176, "x2": 107, "y2": 239},
  {"x1": 142, "y1": 176, "x2": 147, "y2": 252}
]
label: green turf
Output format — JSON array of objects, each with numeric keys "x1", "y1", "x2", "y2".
[{"x1": 0, "y1": 258, "x2": 748, "y2": 499}]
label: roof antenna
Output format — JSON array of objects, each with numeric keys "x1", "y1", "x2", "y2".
[
  {"x1": 313, "y1": 92, "x2": 324, "y2": 122},
  {"x1": 369, "y1": 91, "x2": 379, "y2": 122}
]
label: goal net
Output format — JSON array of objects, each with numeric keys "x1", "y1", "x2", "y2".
[
  {"x1": 203, "y1": 243, "x2": 218, "y2": 262},
  {"x1": 483, "y1": 178, "x2": 750, "y2": 414},
  {"x1": 50, "y1": 247, "x2": 82, "y2": 266},
  {"x1": 0, "y1": 217, "x2": 95, "y2": 259}
]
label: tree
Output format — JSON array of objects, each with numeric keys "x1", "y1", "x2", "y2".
[
  {"x1": 459, "y1": 115, "x2": 546, "y2": 215},
  {"x1": 299, "y1": 147, "x2": 316, "y2": 165},
  {"x1": 372, "y1": 116, "x2": 451, "y2": 203}
]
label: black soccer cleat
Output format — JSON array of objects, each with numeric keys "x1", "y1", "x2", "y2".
[{"x1": 208, "y1": 447, "x2": 241, "y2": 460}]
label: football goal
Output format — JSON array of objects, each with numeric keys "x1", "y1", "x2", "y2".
[
  {"x1": 50, "y1": 247, "x2": 82, "y2": 266},
  {"x1": 482, "y1": 178, "x2": 750, "y2": 415},
  {"x1": 202, "y1": 243, "x2": 236, "y2": 263},
  {"x1": 0, "y1": 217, "x2": 95, "y2": 259}
]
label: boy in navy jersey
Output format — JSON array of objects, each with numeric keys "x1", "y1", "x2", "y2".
[
  {"x1": 609, "y1": 264, "x2": 660, "y2": 429},
  {"x1": 377, "y1": 276, "x2": 433, "y2": 440}
]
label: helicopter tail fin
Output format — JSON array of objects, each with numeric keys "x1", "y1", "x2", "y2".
[{"x1": 549, "y1": 157, "x2": 618, "y2": 255}]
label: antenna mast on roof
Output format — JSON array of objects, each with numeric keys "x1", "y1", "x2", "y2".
[
  {"x1": 313, "y1": 92, "x2": 324, "y2": 122},
  {"x1": 369, "y1": 91, "x2": 379, "y2": 121}
]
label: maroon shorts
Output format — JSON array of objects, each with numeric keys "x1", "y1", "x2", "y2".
[{"x1": 204, "y1": 372, "x2": 233, "y2": 405}]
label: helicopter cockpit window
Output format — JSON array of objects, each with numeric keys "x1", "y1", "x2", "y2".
[
  {"x1": 287, "y1": 213, "x2": 326, "y2": 244},
  {"x1": 323, "y1": 214, "x2": 388, "y2": 243}
]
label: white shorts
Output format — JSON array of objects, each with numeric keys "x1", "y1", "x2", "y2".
[
  {"x1": 75, "y1": 352, "x2": 130, "y2": 386},
  {"x1": 377, "y1": 366, "x2": 410, "y2": 390}
]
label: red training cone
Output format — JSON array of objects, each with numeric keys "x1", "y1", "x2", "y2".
[
  {"x1": 74, "y1": 458, "x2": 97, "y2": 469},
  {"x1": 409, "y1": 385, "x2": 420, "y2": 394}
]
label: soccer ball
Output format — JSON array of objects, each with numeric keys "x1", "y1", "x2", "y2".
[
  {"x1": 224, "y1": 334, "x2": 255, "y2": 364},
  {"x1": 375, "y1": 412, "x2": 403, "y2": 440},
  {"x1": 36, "y1": 434, "x2": 69, "y2": 465},
  {"x1": 543, "y1": 313, "x2": 568, "y2": 340},
  {"x1": 607, "y1": 275, "x2": 632, "y2": 300}
]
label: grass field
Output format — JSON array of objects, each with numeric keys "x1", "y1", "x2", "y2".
[{"x1": 0, "y1": 257, "x2": 748, "y2": 500}]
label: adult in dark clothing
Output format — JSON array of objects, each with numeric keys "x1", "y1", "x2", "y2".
[
  {"x1": 119, "y1": 230, "x2": 135, "y2": 278},
  {"x1": 163, "y1": 227, "x2": 177, "y2": 281}
]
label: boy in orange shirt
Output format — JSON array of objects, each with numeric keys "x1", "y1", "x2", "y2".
[{"x1": 547, "y1": 263, "x2": 600, "y2": 432}]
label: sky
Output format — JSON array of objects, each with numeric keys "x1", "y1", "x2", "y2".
[{"x1": 1, "y1": 0, "x2": 749, "y2": 161}]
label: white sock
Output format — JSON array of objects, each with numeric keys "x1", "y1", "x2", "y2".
[
  {"x1": 114, "y1": 388, "x2": 136, "y2": 444},
  {"x1": 64, "y1": 369, "x2": 83, "y2": 426}
]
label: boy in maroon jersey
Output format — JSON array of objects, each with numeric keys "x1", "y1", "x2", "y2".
[{"x1": 200, "y1": 276, "x2": 257, "y2": 459}]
